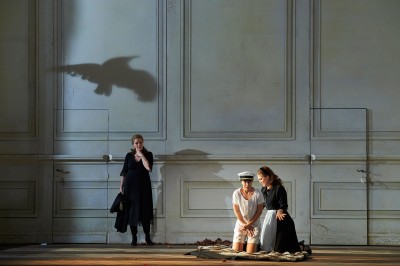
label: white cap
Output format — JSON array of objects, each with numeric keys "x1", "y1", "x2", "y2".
[{"x1": 237, "y1": 171, "x2": 255, "y2": 180}]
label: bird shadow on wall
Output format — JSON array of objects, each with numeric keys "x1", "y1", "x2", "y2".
[{"x1": 57, "y1": 56, "x2": 157, "y2": 102}]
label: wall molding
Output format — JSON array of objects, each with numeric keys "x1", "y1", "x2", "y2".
[
  {"x1": 312, "y1": 0, "x2": 400, "y2": 140},
  {"x1": 180, "y1": 179, "x2": 295, "y2": 218},
  {"x1": 3, "y1": 154, "x2": 400, "y2": 164},
  {"x1": 182, "y1": 0, "x2": 295, "y2": 140},
  {"x1": 0, "y1": 0, "x2": 37, "y2": 140},
  {"x1": 0, "y1": 180, "x2": 37, "y2": 217},
  {"x1": 54, "y1": 0, "x2": 166, "y2": 141}
]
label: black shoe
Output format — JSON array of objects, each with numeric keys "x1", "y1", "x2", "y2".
[
  {"x1": 131, "y1": 236, "x2": 137, "y2": 246},
  {"x1": 299, "y1": 240, "x2": 312, "y2": 255},
  {"x1": 145, "y1": 237, "x2": 155, "y2": 246}
]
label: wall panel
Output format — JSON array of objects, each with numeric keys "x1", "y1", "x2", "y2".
[
  {"x1": 313, "y1": 0, "x2": 400, "y2": 140},
  {"x1": 0, "y1": 0, "x2": 37, "y2": 140},
  {"x1": 1, "y1": 0, "x2": 399, "y2": 246},
  {"x1": 183, "y1": 0, "x2": 294, "y2": 139},
  {"x1": 56, "y1": 0, "x2": 166, "y2": 141},
  {"x1": 0, "y1": 181, "x2": 37, "y2": 217}
]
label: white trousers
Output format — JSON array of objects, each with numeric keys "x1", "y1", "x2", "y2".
[
  {"x1": 232, "y1": 220, "x2": 261, "y2": 244},
  {"x1": 260, "y1": 210, "x2": 277, "y2": 252}
]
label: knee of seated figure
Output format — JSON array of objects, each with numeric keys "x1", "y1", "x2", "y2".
[
  {"x1": 246, "y1": 243, "x2": 257, "y2": 253},
  {"x1": 232, "y1": 242, "x2": 244, "y2": 251}
]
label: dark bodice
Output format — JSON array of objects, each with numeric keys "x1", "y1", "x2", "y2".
[
  {"x1": 120, "y1": 151, "x2": 153, "y2": 178},
  {"x1": 261, "y1": 184, "x2": 288, "y2": 211}
]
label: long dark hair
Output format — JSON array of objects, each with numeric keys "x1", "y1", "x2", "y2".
[{"x1": 257, "y1": 166, "x2": 282, "y2": 186}]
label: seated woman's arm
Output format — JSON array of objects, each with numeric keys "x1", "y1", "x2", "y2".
[
  {"x1": 233, "y1": 204, "x2": 247, "y2": 226},
  {"x1": 246, "y1": 203, "x2": 264, "y2": 227}
]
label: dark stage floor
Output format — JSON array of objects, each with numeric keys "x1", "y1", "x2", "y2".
[{"x1": 0, "y1": 244, "x2": 399, "y2": 265}]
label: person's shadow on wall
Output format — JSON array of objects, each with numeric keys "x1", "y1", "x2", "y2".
[
  {"x1": 155, "y1": 149, "x2": 236, "y2": 243},
  {"x1": 58, "y1": 56, "x2": 157, "y2": 102}
]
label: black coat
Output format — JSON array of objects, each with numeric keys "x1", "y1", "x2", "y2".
[
  {"x1": 120, "y1": 151, "x2": 154, "y2": 226},
  {"x1": 110, "y1": 192, "x2": 129, "y2": 233}
]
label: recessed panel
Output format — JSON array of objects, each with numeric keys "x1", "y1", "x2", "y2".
[
  {"x1": 0, "y1": 181, "x2": 36, "y2": 217},
  {"x1": 314, "y1": 0, "x2": 400, "y2": 137},
  {"x1": 0, "y1": 0, "x2": 36, "y2": 139},
  {"x1": 184, "y1": 0, "x2": 293, "y2": 139},
  {"x1": 181, "y1": 180, "x2": 237, "y2": 217},
  {"x1": 181, "y1": 180, "x2": 294, "y2": 218},
  {"x1": 55, "y1": 180, "x2": 107, "y2": 217},
  {"x1": 57, "y1": 0, "x2": 164, "y2": 140},
  {"x1": 313, "y1": 182, "x2": 367, "y2": 217}
]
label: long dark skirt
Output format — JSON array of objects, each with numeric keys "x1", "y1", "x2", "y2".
[{"x1": 274, "y1": 212, "x2": 301, "y2": 253}]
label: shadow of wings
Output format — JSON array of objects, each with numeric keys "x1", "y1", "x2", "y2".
[{"x1": 59, "y1": 56, "x2": 157, "y2": 102}]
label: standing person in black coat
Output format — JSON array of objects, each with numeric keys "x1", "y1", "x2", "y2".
[
  {"x1": 120, "y1": 134, "x2": 154, "y2": 246},
  {"x1": 257, "y1": 166, "x2": 311, "y2": 254}
]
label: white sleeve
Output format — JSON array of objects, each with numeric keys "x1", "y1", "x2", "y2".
[{"x1": 232, "y1": 189, "x2": 239, "y2": 205}]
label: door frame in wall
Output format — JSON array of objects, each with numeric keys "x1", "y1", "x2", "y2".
[{"x1": 309, "y1": 108, "x2": 370, "y2": 245}]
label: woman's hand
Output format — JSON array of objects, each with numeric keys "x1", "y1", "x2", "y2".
[
  {"x1": 239, "y1": 224, "x2": 255, "y2": 237},
  {"x1": 135, "y1": 150, "x2": 151, "y2": 171},
  {"x1": 241, "y1": 223, "x2": 250, "y2": 230},
  {"x1": 246, "y1": 225, "x2": 255, "y2": 237},
  {"x1": 135, "y1": 149, "x2": 144, "y2": 158},
  {"x1": 276, "y1": 209, "x2": 287, "y2": 221},
  {"x1": 119, "y1": 175, "x2": 125, "y2": 194}
]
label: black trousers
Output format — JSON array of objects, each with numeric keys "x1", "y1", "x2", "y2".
[{"x1": 130, "y1": 221, "x2": 151, "y2": 236}]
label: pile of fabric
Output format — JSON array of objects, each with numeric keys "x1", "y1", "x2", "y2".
[{"x1": 186, "y1": 245, "x2": 308, "y2": 262}]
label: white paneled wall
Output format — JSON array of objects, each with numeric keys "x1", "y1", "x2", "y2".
[{"x1": 0, "y1": 0, "x2": 399, "y2": 245}]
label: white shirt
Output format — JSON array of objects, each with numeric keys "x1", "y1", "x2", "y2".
[{"x1": 232, "y1": 188, "x2": 264, "y2": 224}]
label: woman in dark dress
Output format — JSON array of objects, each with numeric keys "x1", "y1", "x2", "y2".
[
  {"x1": 120, "y1": 134, "x2": 154, "y2": 246},
  {"x1": 257, "y1": 166, "x2": 311, "y2": 254}
]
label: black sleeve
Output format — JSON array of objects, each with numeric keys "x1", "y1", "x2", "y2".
[
  {"x1": 146, "y1": 151, "x2": 154, "y2": 171},
  {"x1": 119, "y1": 153, "x2": 129, "y2": 177},
  {"x1": 276, "y1": 185, "x2": 289, "y2": 211}
]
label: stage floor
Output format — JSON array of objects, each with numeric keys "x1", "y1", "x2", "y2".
[{"x1": 0, "y1": 244, "x2": 399, "y2": 265}]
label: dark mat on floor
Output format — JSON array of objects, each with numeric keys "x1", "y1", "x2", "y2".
[{"x1": 185, "y1": 245, "x2": 308, "y2": 261}]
